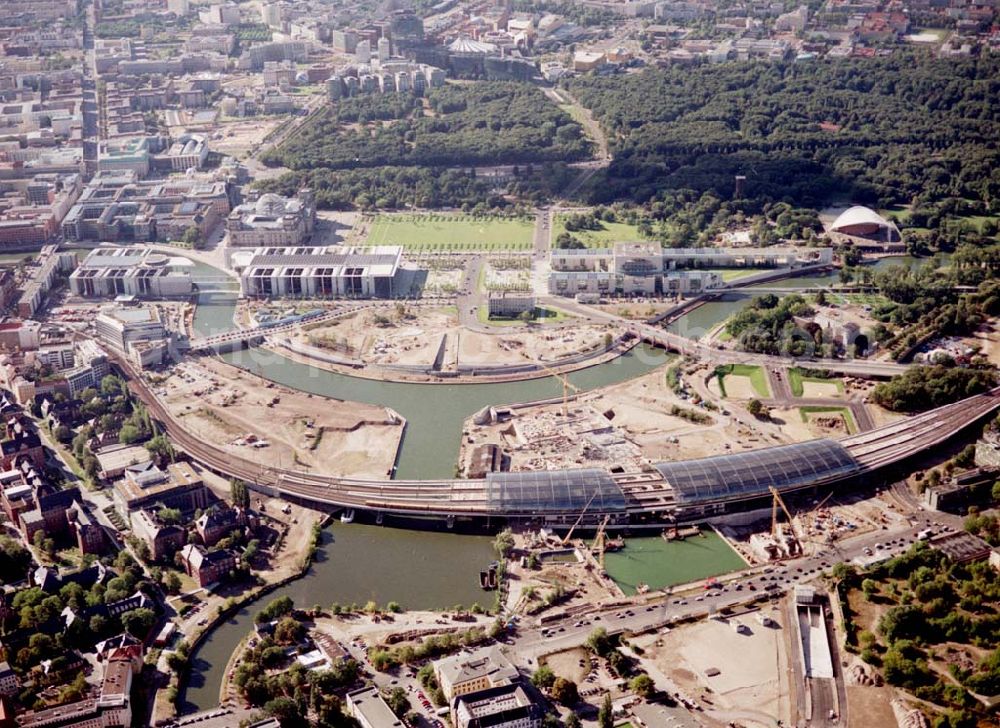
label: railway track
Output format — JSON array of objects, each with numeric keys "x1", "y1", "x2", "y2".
[{"x1": 121, "y1": 356, "x2": 1000, "y2": 519}]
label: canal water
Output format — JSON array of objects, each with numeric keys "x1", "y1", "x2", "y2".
[
  {"x1": 181, "y1": 524, "x2": 495, "y2": 713},
  {"x1": 180, "y1": 254, "x2": 927, "y2": 712},
  {"x1": 665, "y1": 255, "x2": 939, "y2": 341},
  {"x1": 603, "y1": 532, "x2": 747, "y2": 596},
  {"x1": 187, "y1": 263, "x2": 673, "y2": 480}
]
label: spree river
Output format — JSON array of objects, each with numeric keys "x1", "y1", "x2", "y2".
[
  {"x1": 666, "y1": 255, "x2": 940, "y2": 341},
  {"x1": 182, "y1": 265, "x2": 671, "y2": 711},
  {"x1": 189, "y1": 261, "x2": 672, "y2": 480},
  {"x1": 180, "y1": 254, "x2": 930, "y2": 712}
]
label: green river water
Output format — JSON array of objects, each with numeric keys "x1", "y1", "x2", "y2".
[
  {"x1": 179, "y1": 255, "x2": 928, "y2": 712},
  {"x1": 182, "y1": 265, "x2": 673, "y2": 711}
]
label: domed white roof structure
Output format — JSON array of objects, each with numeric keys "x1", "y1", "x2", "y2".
[
  {"x1": 255, "y1": 193, "x2": 287, "y2": 217},
  {"x1": 829, "y1": 206, "x2": 900, "y2": 241},
  {"x1": 448, "y1": 37, "x2": 496, "y2": 55}
]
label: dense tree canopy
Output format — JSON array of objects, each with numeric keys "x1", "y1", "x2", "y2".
[
  {"x1": 725, "y1": 294, "x2": 815, "y2": 356},
  {"x1": 872, "y1": 365, "x2": 996, "y2": 412},
  {"x1": 262, "y1": 82, "x2": 591, "y2": 171},
  {"x1": 258, "y1": 165, "x2": 519, "y2": 212},
  {"x1": 568, "y1": 55, "x2": 1000, "y2": 211}
]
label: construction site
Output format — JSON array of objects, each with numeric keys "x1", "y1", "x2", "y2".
[
  {"x1": 272, "y1": 302, "x2": 625, "y2": 377},
  {"x1": 152, "y1": 357, "x2": 405, "y2": 479},
  {"x1": 719, "y1": 484, "x2": 917, "y2": 566}
]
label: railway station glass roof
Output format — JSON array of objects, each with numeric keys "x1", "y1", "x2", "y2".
[
  {"x1": 654, "y1": 439, "x2": 859, "y2": 505},
  {"x1": 485, "y1": 469, "x2": 626, "y2": 514}
]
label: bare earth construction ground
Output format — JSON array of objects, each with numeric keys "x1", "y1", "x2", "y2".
[{"x1": 153, "y1": 357, "x2": 403, "y2": 478}]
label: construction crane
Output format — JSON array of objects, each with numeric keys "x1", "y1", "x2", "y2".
[
  {"x1": 562, "y1": 490, "x2": 600, "y2": 545},
  {"x1": 592, "y1": 514, "x2": 611, "y2": 568},
  {"x1": 521, "y1": 354, "x2": 580, "y2": 417},
  {"x1": 769, "y1": 486, "x2": 802, "y2": 555}
]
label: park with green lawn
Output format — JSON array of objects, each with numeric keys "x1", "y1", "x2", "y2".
[
  {"x1": 477, "y1": 305, "x2": 568, "y2": 326},
  {"x1": 788, "y1": 367, "x2": 845, "y2": 397},
  {"x1": 365, "y1": 213, "x2": 535, "y2": 252},
  {"x1": 553, "y1": 214, "x2": 644, "y2": 249},
  {"x1": 714, "y1": 364, "x2": 770, "y2": 399}
]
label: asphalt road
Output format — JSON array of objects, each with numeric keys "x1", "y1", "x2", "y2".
[{"x1": 512, "y1": 513, "x2": 949, "y2": 664}]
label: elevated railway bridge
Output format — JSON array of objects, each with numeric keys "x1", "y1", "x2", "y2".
[{"x1": 121, "y1": 354, "x2": 1000, "y2": 528}]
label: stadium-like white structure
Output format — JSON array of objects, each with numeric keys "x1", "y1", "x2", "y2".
[{"x1": 829, "y1": 206, "x2": 901, "y2": 241}]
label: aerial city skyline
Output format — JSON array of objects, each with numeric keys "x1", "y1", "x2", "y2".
[{"x1": 0, "y1": 0, "x2": 996, "y2": 727}]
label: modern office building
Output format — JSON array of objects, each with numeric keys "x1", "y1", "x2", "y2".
[
  {"x1": 233, "y1": 245, "x2": 403, "y2": 299},
  {"x1": 156, "y1": 133, "x2": 209, "y2": 171},
  {"x1": 548, "y1": 243, "x2": 832, "y2": 296},
  {"x1": 97, "y1": 137, "x2": 151, "y2": 178},
  {"x1": 95, "y1": 305, "x2": 168, "y2": 353},
  {"x1": 326, "y1": 62, "x2": 445, "y2": 100},
  {"x1": 70, "y1": 247, "x2": 194, "y2": 299},
  {"x1": 16, "y1": 245, "x2": 78, "y2": 317},
  {"x1": 62, "y1": 340, "x2": 112, "y2": 397},
  {"x1": 549, "y1": 268, "x2": 721, "y2": 297},
  {"x1": 62, "y1": 172, "x2": 230, "y2": 243},
  {"x1": 95, "y1": 305, "x2": 173, "y2": 368}
]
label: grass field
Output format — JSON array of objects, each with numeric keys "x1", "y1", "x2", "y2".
[
  {"x1": 477, "y1": 306, "x2": 567, "y2": 326},
  {"x1": 831, "y1": 293, "x2": 889, "y2": 307},
  {"x1": 707, "y1": 268, "x2": 766, "y2": 282},
  {"x1": 879, "y1": 205, "x2": 999, "y2": 239},
  {"x1": 800, "y1": 405, "x2": 857, "y2": 434},
  {"x1": 715, "y1": 363, "x2": 770, "y2": 398},
  {"x1": 788, "y1": 368, "x2": 845, "y2": 397},
  {"x1": 366, "y1": 214, "x2": 535, "y2": 251},
  {"x1": 553, "y1": 215, "x2": 643, "y2": 248}
]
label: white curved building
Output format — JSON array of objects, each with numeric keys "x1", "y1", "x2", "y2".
[{"x1": 829, "y1": 206, "x2": 900, "y2": 241}]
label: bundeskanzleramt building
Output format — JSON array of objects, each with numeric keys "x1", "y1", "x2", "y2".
[
  {"x1": 487, "y1": 292, "x2": 535, "y2": 319},
  {"x1": 70, "y1": 246, "x2": 194, "y2": 299},
  {"x1": 233, "y1": 245, "x2": 402, "y2": 299},
  {"x1": 548, "y1": 242, "x2": 833, "y2": 297},
  {"x1": 227, "y1": 189, "x2": 315, "y2": 247}
]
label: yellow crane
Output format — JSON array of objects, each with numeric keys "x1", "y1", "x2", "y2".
[
  {"x1": 769, "y1": 486, "x2": 802, "y2": 554},
  {"x1": 592, "y1": 514, "x2": 611, "y2": 568},
  {"x1": 562, "y1": 489, "x2": 600, "y2": 545},
  {"x1": 522, "y1": 354, "x2": 580, "y2": 417}
]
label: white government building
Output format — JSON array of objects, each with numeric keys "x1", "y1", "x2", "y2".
[
  {"x1": 69, "y1": 247, "x2": 194, "y2": 299},
  {"x1": 548, "y1": 242, "x2": 833, "y2": 296},
  {"x1": 232, "y1": 245, "x2": 403, "y2": 299}
]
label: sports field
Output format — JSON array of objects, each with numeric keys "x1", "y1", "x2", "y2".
[
  {"x1": 800, "y1": 405, "x2": 857, "y2": 435},
  {"x1": 366, "y1": 214, "x2": 535, "y2": 251}
]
